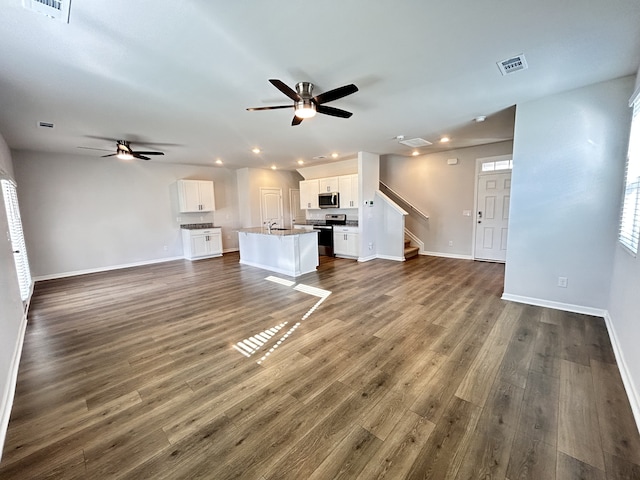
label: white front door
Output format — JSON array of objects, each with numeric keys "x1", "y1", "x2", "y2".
[
  {"x1": 474, "y1": 172, "x2": 511, "y2": 262},
  {"x1": 260, "y1": 188, "x2": 284, "y2": 228}
]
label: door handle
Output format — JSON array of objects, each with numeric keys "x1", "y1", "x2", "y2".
[
  {"x1": 13, "y1": 250, "x2": 19, "y2": 253},
  {"x1": 478, "y1": 211, "x2": 483, "y2": 218}
]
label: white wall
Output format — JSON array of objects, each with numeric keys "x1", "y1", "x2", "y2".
[
  {"x1": 358, "y1": 152, "x2": 380, "y2": 260},
  {"x1": 380, "y1": 141, "x2": 513, "y2": 257},
  {"x1": 12, "y1": 151, "x2": 241, "y2": 278},
  {"x1": 504, "y1": 76, "x2": 634, "y2": 312},
  {"x1": 608, "y1": 67, "x2": 640, "y2": 425},
  {"x1": 0, "y1": 133, "x2": 27, "y2": 460}
]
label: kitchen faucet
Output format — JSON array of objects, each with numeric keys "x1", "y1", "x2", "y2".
[{"x1": 266, "y1": 219, "x2": 277, "y2": 233}]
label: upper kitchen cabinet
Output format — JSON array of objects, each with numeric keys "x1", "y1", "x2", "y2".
[
  {"x1": 339, "y1": 174, "x2": 359, "y2": 208},
  {"x1": 300, "y1": 179, "x2": 319, "y2": 209},
  {"x1": 318, "y1": 177, "x2": 339, "y2": 193},
  {"x1": 177, "y1": 179, "x2": 215, "y2": 212}
]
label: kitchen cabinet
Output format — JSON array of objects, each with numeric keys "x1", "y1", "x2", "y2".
[
  {"x1": 319, "y1": 176, "x2": 339, "y2": 193},
  {"x1": 182, "y1": 228, "x2": 222, "y2": 259},
  {"x1": 300, "y1": 179, "x2": 319, "y2": 209},
  {"x1": 338, "y1": 174, "x2": 359, "y2": 208},
  {"x1": 333, "y1": 226, "x2": 359, "y2": 258},
  {"x1": 177, "y1": 180, "x2": 215, "y2": 212}
]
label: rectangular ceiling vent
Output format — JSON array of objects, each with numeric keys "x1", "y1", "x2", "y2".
[
  {"x1": 497, "y1": 54, "x2": 528, "y2": 75},
  {"x1": 37, "y1": 121, "x2": 54, "y2": 128},
  {"x1": 399, "y1": 137, "x2": 432, "y2": 148},
  {"x1": 23, "y1": 0, "x2": 71, "y2": 23}
]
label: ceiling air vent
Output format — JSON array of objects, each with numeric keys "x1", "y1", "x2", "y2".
[
  {"x1": 38, "y1": 121, "x2": 54, "y2": 128},
  {"x1": 497, "y1": 54, "x2": 528, "y2": 75},
  {"x1": 399, "y1": 137, "x2": 432, "y2": 148},
  {"x1": 23, "y1": 0, "x2": 71, "y2": 23}
]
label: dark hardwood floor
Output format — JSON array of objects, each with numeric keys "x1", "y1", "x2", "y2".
[{"x1": 1, "y1": 253, "x2": 639, "y2": 479}]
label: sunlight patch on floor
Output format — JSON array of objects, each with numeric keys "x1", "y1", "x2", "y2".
[{"x1": 233, "y1": 277, "x2": 332, "y2": 364}]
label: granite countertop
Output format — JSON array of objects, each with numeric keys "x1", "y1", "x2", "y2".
[
  {"x1": 180, "y1": 223, "x2": 221, "y2": 230},
  {"x1": 237, "y1": 227, "x2": 318, "y2": 236}
]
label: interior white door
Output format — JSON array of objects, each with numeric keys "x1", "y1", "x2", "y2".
[
  {"x1": 289, "y1": 189, "x2": 305, "y2": 228},
  {"x1": 260, "y1": 188, "x2": 284, "y2": 228},
  {"x1": 474, "y1": 172, "x2": 511, "y2": 262}
]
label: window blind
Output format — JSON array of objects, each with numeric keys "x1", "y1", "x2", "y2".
[
  {"x1": 1, "y1": 179, "x2": 32, "y2": 301},
  {"x1": 619, "y1": 94, "x2": 640, "y2": 255}
]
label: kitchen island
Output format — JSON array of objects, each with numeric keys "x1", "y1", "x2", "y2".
[{"x1": 237, "y1": 227, "x2": 318, "y2": 277}]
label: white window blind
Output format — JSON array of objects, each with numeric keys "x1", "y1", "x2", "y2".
[
  {"x1": 619, "y1": 94, "x2": 640, "y2": 255},
  {"x1": 1, "y1": 179, "x2": 32, "y2": 301}
]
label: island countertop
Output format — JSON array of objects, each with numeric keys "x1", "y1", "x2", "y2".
[{"x1": 237, "y1": 227, "x2": 317, "y2": 237}]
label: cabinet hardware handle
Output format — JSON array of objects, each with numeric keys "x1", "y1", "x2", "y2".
[{"x1": 13, "y1": 250, "x2": 19, "y2": 254}]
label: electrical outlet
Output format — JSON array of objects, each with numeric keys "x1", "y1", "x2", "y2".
[
  {"x1": 558, "y1": 276, "x2": 568, "y2": 288},
  {"x1": 448, "y1": 240, "x2": 453, "y2": 247},
  {"x1": 163, "y1": 245, "x2": 168, "y2": 251}
]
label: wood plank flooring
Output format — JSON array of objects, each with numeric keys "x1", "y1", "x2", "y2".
[{"x1": 1, "y1": 253, "x2": 639, "y2": 479}]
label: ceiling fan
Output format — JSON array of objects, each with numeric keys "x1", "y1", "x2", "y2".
[
  {"x1": 79, "y1": 140, "x2": 165, "y2": 161},
  {"x1": 247, "y1": 79, "x2": 358, "y2": 126}
]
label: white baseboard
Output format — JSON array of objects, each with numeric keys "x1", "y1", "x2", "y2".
[
  {"x1": 422, "y1": 251, "x2": 474, "y2": 260},
  {"x1": 32, "y1": 256, "x2": 185, "y2": 281},
  {"x1": 0, "y1": 310, "x2": 28, "y2": 462},
  {"x1": 500, "y1": 293, "x2": 607, "y2": 317},
  {"x1": 603, "y1": 311, "x2": 640, "y2": 435},
  {"x1": 223, "y1": 248, "x2": 239, "y2": 253},
  {"x1": 376, "y1": 254, "x2": 405, "y2": 262},
  {"x1": 357, "y1": 254, "x2": 377, "y2": 263}
]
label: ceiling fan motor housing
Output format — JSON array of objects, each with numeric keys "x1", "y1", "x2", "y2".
[{"x1": 295, "y1": 82, "x2": 316, "y2": 118}]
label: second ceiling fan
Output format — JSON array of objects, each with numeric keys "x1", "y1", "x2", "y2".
[{"x1": 247, "y1": 79, "x2": 358, "y2": 126}]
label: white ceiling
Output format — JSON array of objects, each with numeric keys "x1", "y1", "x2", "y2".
[{"x1": 1, "y1": 1, "x2": 639, "y2": 170}]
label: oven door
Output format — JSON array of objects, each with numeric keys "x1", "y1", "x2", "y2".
[{"x1": 313, "y1": 225, "x2": 334, "y2": 256}]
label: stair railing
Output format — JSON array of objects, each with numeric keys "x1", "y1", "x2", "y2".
[{"x1": 379, "y1": 181, "x2": 429, "y2": 220}]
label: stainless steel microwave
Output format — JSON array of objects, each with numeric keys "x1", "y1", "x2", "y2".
[{"x1": 318, "y1": 192, "x2": 340, "y2": 209}]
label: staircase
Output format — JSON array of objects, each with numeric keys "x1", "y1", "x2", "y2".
[{"x1": 404, "y1": 238, "x2": 419, "y2": 260}]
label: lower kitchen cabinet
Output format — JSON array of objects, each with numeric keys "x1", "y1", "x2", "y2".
[
  {"x1": 182, "y1": 228, "x2": 222, "y2": 260},
  {"x1": 333, "y1": 227, "x2": 359, "y2": 258}
]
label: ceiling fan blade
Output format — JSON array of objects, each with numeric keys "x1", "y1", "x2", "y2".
[
  {"x1": 316, "y1": 105, "x2": 353, "y2": 118},
  {"x1": 313, "y1": 84, "x2": 358, "y2": 105},
  {"x1": 134, "y1": 151, "x2": 164, "y2": 155},
  {"x1": 246, "y1": 105, "x2": 293, "y2": 111},
  {"x1": 269, "y1": 79, "x2": 301, "y2": 102},
  {"x1": 134, "y1": 154, "x2": 151, "y2": 160},
  {"x1": 291, "y1": 115, "x2": 304, "y2": 126},
  {"x1": 101, "y1": 153, "x2": 117, "y2": 157},
  {"x1": 77, "y1": 146, "x2": 113, "y2": 152}
]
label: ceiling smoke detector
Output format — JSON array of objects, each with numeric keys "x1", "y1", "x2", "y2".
[
  {"x1": 497, "y1": 54, "x2": 528, "y2": 75},
  {"x1": 399, "y1": 137, "x2": 432, "y2": 148}
]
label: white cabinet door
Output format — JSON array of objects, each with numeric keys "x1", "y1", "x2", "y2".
[
  {"x1": 339, "y1": 174, "x2": 359, "y2": 208},
  {"x1": 178, "y1": 180, "x2": 215, "y2": 212},
  {"x1": 319, "y1": 176, "x2": 339, "y2": 193},
  {"x1": 198, "y1": 182, "x2": 215, "y2": 211},
  {"x1": 299, "y1": 179, "x2": 319, "y2": 209},
  {"x1": 191, "y1": 234, "x2": 210, "y2": 257},
  {"x1": 333, "y1": 227, "x2": 359, "y2": 257}
]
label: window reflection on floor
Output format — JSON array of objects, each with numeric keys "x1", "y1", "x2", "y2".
[{"x1": 233, "y1": 276, "x2": 331, "y2": 364}]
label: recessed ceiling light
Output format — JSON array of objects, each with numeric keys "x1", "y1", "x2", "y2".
[
  {"x1": 252, "y1": 147, "x2": 261, "y2": 154},
  {"x1": 297, "y1": 160, "x2": 304, "y2": 165},
  {"x1": 474, "y1": 116, "x2": 487, "y2": 123},
  {"x1": 271, "y1": 165, "x2": 277, "y2": 170},
  {"x1": 215, "y1": 159, "x2": 223, "y2": 165},
  {"x1": 331, "y1": 153, "x2": 339, "y2": 159},
  {"x1": 412, "y1": 151, "x2": 419, "y2": 156},
  {"x1": 440, "y1": 136, "x2": 450, "y2": 143}
]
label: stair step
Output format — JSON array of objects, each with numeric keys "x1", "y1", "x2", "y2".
[{"x1": 404, "y1": 246, "x2": 419, "y2": 259}]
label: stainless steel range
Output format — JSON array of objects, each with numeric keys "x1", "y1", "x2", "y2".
[{"x1": 313, "y1": 214, "x2": 347, "y2": 256}]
